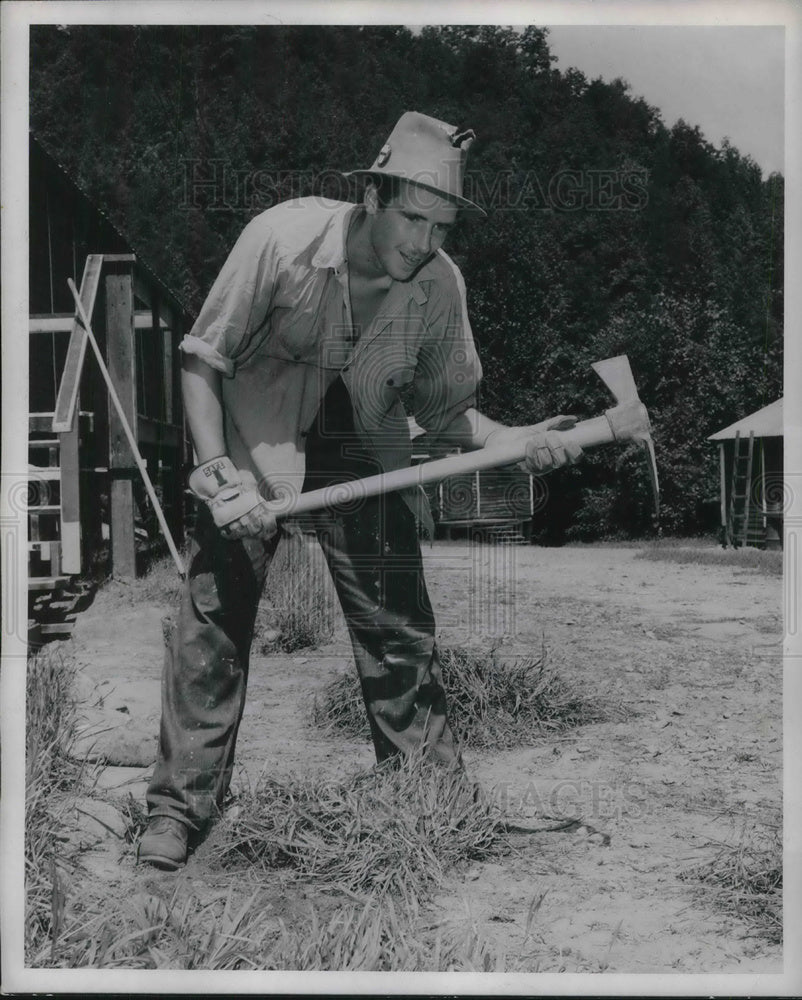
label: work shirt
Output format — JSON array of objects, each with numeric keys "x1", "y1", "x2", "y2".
[{"x1": 180, "y1": 197, "x2": 482, "y2": 526}]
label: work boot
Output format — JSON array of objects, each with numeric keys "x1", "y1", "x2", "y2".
[{"x1": 138, "y1": 816, "x2": 189, "y2": 870}]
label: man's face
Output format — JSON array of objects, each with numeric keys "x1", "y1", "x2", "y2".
[{"x1": 367, "y1": 181, "x2": 458, "y2": 280}]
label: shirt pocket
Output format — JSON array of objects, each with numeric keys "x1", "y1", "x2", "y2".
[
  {"x1": 351, "y1": 343, "x2": 418, "y2": 422},
  {"x1": 263, "y1": 272, "x2": 333, "y2": 363},
  {"x1": 248, "y1": 308, "x2": 318, "y2": 365},
  {"x1": 384, "y1": 362, "x2": 416, "y2": 392}
]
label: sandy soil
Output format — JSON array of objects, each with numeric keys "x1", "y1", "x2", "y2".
[{"x1": 65, "y1": 540, "x2": 782, "y2": 973}]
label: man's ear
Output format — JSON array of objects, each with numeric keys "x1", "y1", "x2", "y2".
[{"x1": 364, "y1": 182, "x2": 380, "y2": 216}]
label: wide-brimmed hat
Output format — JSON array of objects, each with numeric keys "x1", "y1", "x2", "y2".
[{"x1": 346, "y1": 111, "x2": 486, "y2": 216}]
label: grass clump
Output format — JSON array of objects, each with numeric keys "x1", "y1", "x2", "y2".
[
  {"x1": 680, "y1": 822, "x2": 782, "y2": 943},
  {"x1": 312, "y1": 670, "x2": 368, "y2": 739},
  {"x1": 314, "y1": 643, "x2": 602, "y2": 749},
  {"x1": 440, "y1": 644, "x2": 602, "y2": 748},
  {"x1": 130, "y1": 553, "x2": 186, "y2": 604},
  {"x1": 207, "y1": 752, "x2": 506, "y2": 901},
  {"x1": 255, "y1": 529, "x2": 338, "y2": 653},
  {"x1": 94, "y1": 552, "x2": 186, "y2": 608},
  {"x1": 266, "y1": 895, "x2": 505, "y2": 971},
  {"x1": 33, "y1": 883, "x2": 506, "y2": 971},
  {"x1": 25, "y1": 646, "x2": 84, "y2": 963}
]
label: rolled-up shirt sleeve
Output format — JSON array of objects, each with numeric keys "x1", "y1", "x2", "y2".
[
  {"x1": 180, "y1": 215, "x2": 282, "y2": 377},
  {"x1": 413, "y1": 255, "x2": 483, "y2": 434}
]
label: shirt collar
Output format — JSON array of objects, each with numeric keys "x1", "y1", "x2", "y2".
[
  {"x1": 311, "y1": 202, "x2": 358, "y2": 273},
  {"x1": 311, "y1": 202, "x2": 429, "y2": 305}
]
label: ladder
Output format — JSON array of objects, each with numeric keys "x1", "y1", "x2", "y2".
[
  {"x1": 726, "y1": 431, "x2": 764, "y2": 548},
  {"x1": 28, "y1": 416, "x2": 87, "y2": 642},
  {"x1": 28, "y1": 416, "x2": 70, "y2": 592}
]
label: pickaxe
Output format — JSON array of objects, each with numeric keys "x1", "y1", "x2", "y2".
[{"x1": 263, "y1": 355, "x2": 660, "y2": 521}]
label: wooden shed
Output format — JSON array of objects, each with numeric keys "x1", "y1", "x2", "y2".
[
  {"x1": 409, "y1": 418, "x2": 538, "y2": 543},
  {"x1": 29, "y1": 135, "x2": 194, "y2": 634},
  {"x1": 708, "y1": 399, "x2": 783, "y2": 549}
]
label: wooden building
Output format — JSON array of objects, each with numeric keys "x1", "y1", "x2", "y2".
[
  {"x1": 708, "y1": 399, "x2": 783, "y2": 549},
  {"x1": 409, "y1": 419, "x2": 538, "y2": 543},
  {"x1": 29, "y1": 135, "x2": 194, "y2": 632}
]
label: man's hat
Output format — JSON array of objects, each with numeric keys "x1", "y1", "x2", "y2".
[{"x1": 346, "y1": 111, "x2": 486, "y2": 216}]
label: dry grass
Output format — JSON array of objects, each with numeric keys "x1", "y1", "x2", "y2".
[
  {"x1": 636, "y1": 541, "x2": 782, "y2": 576},
  {"x1": 255, "y1": 529, "x2": 338, "y2": 653},
  {"x1": 27, "y1": 735, "x2": 511, "y2": 969},
  {"x1": 264, "y1": 895, "x2": 506, "y2": 971},
  {"x1": 25, "y1": 547, "x2": 514, "y2": 971},
  {"x1": 314, "y1": 643, "x2": 604, "y2": 749},
  {"x1": 25, "y1": 646, "x2": 85, "y2": 963},
  {"x1": 206, "y1": 751, "x2": 507, "y2": 902},
  {"x1": 103, "y1": 531, "x2": 339, "y2": 653},
  {"x1": 440, "y1": 644, "x2": 604, "y2": 748},
  {"x1": 33, "y1": 882, "x2": 506, "y2": 970},
  {"x1": 312, "y1": 670, "x2": 368, "y2": 739},
  {"x1": 95, "y1": 552, "x2": 186, "y2": 608},
  {"x1": 131, "y1": 553, "x2": 186, "y2": 604},
  {"x1": 680, "y1": 821, "x2": 782, "y2": 943}
]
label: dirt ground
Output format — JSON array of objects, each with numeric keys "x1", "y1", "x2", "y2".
[{"x1": 66, "y1": 540, "x2": 782, "y2": 973}]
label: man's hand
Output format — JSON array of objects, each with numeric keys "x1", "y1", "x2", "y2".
[
  {"x1": 485, "y1": 415, "x2": 583, "y2": 474},
  {"x1": 188, "y1": 457, "x2": 278, "y2": 540},
  {"x1": 520, "y1": 415, "x2": 583, "y2": 473},
  {"x1": 521, "y1": 428, "x2": 583, "y2": 473}
]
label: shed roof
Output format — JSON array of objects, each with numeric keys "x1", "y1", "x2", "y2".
[
  {"x1": 708, "y1": 398, "x2": 783, "y2": 441},
  {"x1": 30, "y1": 133, "x2": 193, "y2": 319}
]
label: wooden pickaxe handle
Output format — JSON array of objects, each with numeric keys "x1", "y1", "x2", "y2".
[{"x1": 262, "y1": 397, "x2": 656, "y2": 520}]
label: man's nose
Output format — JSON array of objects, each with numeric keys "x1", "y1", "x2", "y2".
[{"x1": 412, "y1": 226, "x2": 433, "y2": 255}]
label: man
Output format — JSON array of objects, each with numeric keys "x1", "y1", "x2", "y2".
[{"x1": 139, "y1": 112, "x2": 582, "y2": 870}]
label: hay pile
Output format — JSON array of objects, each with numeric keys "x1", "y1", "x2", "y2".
[
  {"x1": 255, "y1": 529, "x2": 337, "y2": 652},
  {"x1": 208, "y1": 752, "x2": 506, "y2": 901},
  {"x1": 680, "y1": 823, "x2": 782, "y2": 943},
  {"x1": 314, "y1": 643, "x2": 603, "y2": 749}
]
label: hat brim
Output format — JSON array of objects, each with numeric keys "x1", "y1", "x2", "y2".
[{"x1": 343, "y1": 170, "x2": 487, "y2": 217}]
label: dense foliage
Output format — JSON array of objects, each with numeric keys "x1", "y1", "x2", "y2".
[{"x1": 30, "y1": 24, "x2": 783, "y2": 538}]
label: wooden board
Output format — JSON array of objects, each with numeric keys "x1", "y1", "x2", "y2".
[
  {"x1": 28, "y1": 577, "x2": 71, "y2": 591},
  {"x1": 106, "y1": 266, "x2": 137, "y2": 578},
  {"x1": 40, "y1": 621, "x2": 76, "y2": 637},
  {"x1": 52, "y1": 254, "x2": 104, "y2": 433},
  {"x1": 59, "y1": 412, "x2": 82, "y2": 573},
  {"x1": 31, "y1": 312, "x2": 168, "y2": 333}
]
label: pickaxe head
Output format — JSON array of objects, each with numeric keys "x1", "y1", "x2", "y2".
[{"x1": 591, "y1": 355, "x2": 660, "y2": 518}]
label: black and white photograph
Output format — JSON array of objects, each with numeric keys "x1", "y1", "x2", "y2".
[{"x1": 2, "y1": 0, "x2": 800, "y2": 993}]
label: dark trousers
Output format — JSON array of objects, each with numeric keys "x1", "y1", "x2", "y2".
[{"x1": 146, "y1": 379, "x2": 459, "y2": 829}]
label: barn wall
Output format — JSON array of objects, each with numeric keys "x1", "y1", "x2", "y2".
[{"x1": 28, "y1": 135, "x2": 194, "y2": 581}]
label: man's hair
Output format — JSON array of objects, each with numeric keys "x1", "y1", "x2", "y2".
[
  {"x1": 371, "y1": 174, "x2": 403, "y2": 208},
  {"x1": 370, "y1": 174, "x2": 462, "y2": 215}
]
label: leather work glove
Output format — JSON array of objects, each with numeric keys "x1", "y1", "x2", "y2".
[
  {"x1": 188, "y1": 456, "x2": 278, "y2": 540},
  {"x1": 521, "y1": 427, "x2": 584, "y2": 474},
  {"x1": 486, "y1": 415, "x2": 583, "y2": 475},
  {"x1": 519, "y1": 414, "x2": 582, "y2": 473}
]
